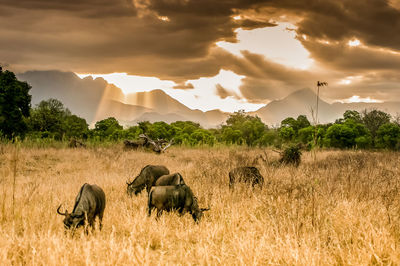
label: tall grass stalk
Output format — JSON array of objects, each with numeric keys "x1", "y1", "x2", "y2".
[{"x1": 11, "y1": 144, "x2": 18, "y2": 219}]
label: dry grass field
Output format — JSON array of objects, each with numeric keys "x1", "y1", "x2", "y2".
[{"x1": 1, "y1": 144, "x2": 400, "y2": 265}]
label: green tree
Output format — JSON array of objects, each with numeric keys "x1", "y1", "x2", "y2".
[
  {"x1": 258, "y1": 130, "x2": 279, "y2": 147},
  {"x1": 28, "y1": 98, "x2": 71, "y2": 140},
  {"x1": 375, "y1": 123, "x2": 400, "y2": 149},
  {"x1": 124, "y1": 126, "x2": 142, "y2": 139},
  {"x1": 138, "y1": 121, "x2": 152, "y2": 134},
  {"x1": 226, "y1": 110, "x2": 248, "y2": 127},
  {"x1": 336, "y1": 110, "x2": 362, "y2": 124},
  {"x1": 0, "y1": 70, "x2": 32, "y2": 139},
  {"x1": 362, "y1": 109, "x2": 391, "y2": 142},
  {"x1": 190, "y1": 129, "x2": 215, "y2": 146},
  {"x1": 147, "y1": 121, "x2": 173, "y2": 140},
  {"x1": 221, "y1": 127, "x2": 243, "y2": 145},
  {"x1": 324, "y1": 124, "x2": 356, "y2": 148},
  {"x1": 298, "y1": 126, "x2": 314, "y2": 144},
  {"x1": 93, "y1": 117, "x2": 123, "y2": 140},
  {"x1": 324, "y1": 120, "x2": 370, "y2": 149},
  {"x1": 296, "y1": 115, "x2": 311, "y2": 129},
  {"x1": 279, "y1": 126, "x2": 295, "y2": 141},
  {"x1": 64, "y1": 115, "x2": 89, "y2": 139},
  {"x1": 344, "y1": 110, "x2": 362, "y2": 123},
  {"x1": 281, "y1": 117, "x2": 298, "y2": 130},
  {"x1": 28, "y1": 99, "x2": 89, "y2": 140},
  {"x1": 224, "y1": 110, "x2": 267, "y2": 146},
  {"x1": 280, "y1": 115, "x2": 310, "y2": 139}
]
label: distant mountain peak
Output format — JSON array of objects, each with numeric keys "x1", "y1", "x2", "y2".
[{"x1": 285, "y1": 88, "x2": 317, "y2": 101}]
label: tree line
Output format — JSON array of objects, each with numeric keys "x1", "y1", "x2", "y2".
[{"x1": 1, "y1": 69, "x2": 400, "y2": 150}]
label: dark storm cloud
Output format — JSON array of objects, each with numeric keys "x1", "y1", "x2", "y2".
[
  {"x1": 0, "y1": 0, "x2": 275, "y2": 80},
  {"x1": 0, "y1": 0, "x2": 137, "y2": 17},
  {"x1": 1, "y1": 0, "x2": 400, "y2": 103},
  {"x1": 235, "y1": 19, "x2": 277, "y2": 30},
  {"x1": 263, "y1": 0, "x2": 400, "y2": 51},
  {"x1": 301, "y1": 40, "x2": 400, "y2": 72}
]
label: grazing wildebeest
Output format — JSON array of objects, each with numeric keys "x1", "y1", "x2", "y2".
[
  {"x1": 68, "y1": 138, "x2": 86, "y2": 148},
  {"x1": 57, "y1": 183, "x2": 106, "y2": 233},
  {"x1": 155, "y1": 173, "x2": 185, "y2": 186},
  {"x1": 126, "y1": 165, "x2": 169, "y2": 196},
  {"x1": 229, "y1": 166, "x2": 264, "y2": 189},
  {"x1": 148, "y1": 184, "x2": 209, "y2": 222}
]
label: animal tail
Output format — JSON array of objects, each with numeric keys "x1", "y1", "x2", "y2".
[{"x1": 147, "y1": 188, "x2": 153, "y2": 216}]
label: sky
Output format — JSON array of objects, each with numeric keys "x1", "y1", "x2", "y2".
[{"x1": 1, "y1": 0, "x2": 400, "y2": 112}]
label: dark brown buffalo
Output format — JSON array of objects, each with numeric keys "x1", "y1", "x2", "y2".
[
  {"x1": 148, "y1": 184, "x2": 209, "y2": 222},
  {"x1": 57, "y1": 183, "x2": 106, "y2": 233},
  {"x1": 229, "y1": 166, "x2": 264, "y2": 189},
  {"x1": 155, "y1": 173, "x2": 185, "y2": 186},
  {"x1": 126, "y1": 165, "x2": 169, "y2": 196}
]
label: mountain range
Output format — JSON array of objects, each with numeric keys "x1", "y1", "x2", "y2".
[{"x1": 17, "y1": 70, "x2": 400, "y2": 128}]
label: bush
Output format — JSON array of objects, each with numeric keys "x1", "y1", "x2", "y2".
[{"x1": 279, "y1": 144, "x2": 302, "y2": 167}]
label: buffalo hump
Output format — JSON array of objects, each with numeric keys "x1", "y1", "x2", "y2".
[{"x1": 155, "y1": 173, "x2": 185, "y2": 186}]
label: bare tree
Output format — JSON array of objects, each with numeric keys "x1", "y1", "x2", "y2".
[
  {"x1": 314, "y1": 81, "x2": 328, "y2": 147},
  {"x1": 138, "y1": 134, "x2": 174, "y2": 153}
]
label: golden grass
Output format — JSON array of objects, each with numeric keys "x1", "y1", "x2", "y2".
[{"x1": 1, "y1": 144, "x2": 400, "y2": 265}]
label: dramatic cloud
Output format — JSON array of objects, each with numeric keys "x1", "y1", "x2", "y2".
[{"x1": 1, "y1": 0, "x2": 400, "y2": 105}]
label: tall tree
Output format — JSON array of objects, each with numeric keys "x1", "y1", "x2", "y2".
[
  {"x1": 225, "y1": 110, "x2": 267, "y2": 146},
  {"x1": 361, "y1": 109, "x2": 391, "y2": 142},
  {"x1": 0, "y1": 69, "x2": 32, "y2": 139},
  {"x1": 29, "y1": 99, "x2": 70, "y2": 133},
  {"x1": 93, "y1": 117, "x2": 123, "y2": 139}
]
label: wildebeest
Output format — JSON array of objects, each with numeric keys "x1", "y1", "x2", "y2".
[
  {"x1": 68, "y1": 138, "x2": 86, "y2": 148},
  {"x1": 126, "y1": 165, "x2": 169, "y2": 196},
  {"x1": 148, "y1": 184, "x2": 209, "y2": 222},
  {"x1": 57, "y1": 183, "x2": 106, "y2": 233},
  {"x1": 155, "y1": 173, "x2": 185, "y2": 186},
  {"x1": 229, "y1": 166, "x2": 264, "y2": 189}
]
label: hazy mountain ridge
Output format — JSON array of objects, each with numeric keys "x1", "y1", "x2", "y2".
[
  {"x1": 18, "y1": 70, "x2": 400, "y2": 128},
  {"x1": 254, "y1": 88, "x2": 400, "y2": 125},
  {"x1": 17, "y1": 70, "x2": 229, "y2": 128}
]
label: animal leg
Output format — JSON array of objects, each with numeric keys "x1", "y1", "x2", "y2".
[
  {"x1": 229, "y1": 173, "x2": 235, "y2": 190},
  {"x1": 156, "y1": 210, "x2": 163, "y2": 220},
  {"x1": 180, "y1": 207, "x2": 190, "y2": 216},
  {"x1": 99, "y1": 218, "x2": 103, "y2": 231},
  {"x1": 98, "y1": 213, "x2": 104, "y2": 231}
]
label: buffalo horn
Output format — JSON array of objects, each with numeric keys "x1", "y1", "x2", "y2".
[{"x1": 57, "y1": 204, "x2": 67, "y2": 216}]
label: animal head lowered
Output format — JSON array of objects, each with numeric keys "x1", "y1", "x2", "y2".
[
  {"x1": 191, "y1": 197, "x2": 210, "y2": 222},
  {"x1": 126, "y1": 165, "x2": 170, "y2": 196},
  {"x1": 57, "y1": 204, "x2": 85, "y2": 230},
  {"x1": 126, "y1": 179, "x2": 145, "y2": 196}
]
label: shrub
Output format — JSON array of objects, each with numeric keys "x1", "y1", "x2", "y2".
[{"x1": 279, "y1": 144, "x2": 302, "y2": 167}]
